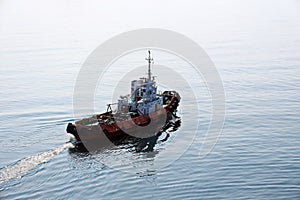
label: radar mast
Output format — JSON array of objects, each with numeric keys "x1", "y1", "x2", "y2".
[{"x1": 145, "y1": 50, "x2": 153, "y2": 81}]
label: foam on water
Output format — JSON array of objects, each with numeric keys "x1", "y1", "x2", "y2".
[
  {"x1": 0, "y1": 143, "x2": 73, "y2": 185},
  {"x1": 1, "y1": 0, "x2": 300, "y2": 198}
]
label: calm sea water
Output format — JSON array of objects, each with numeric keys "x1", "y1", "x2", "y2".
[{"x1": 1, "y1": 0, "x2": 300, "y2": 199}]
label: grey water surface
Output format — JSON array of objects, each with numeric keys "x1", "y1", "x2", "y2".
[{"x1": 0, "y1": 0, "x2": 300, "y2": 199}]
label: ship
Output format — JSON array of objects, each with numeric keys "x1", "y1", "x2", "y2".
[{"x1": 66, "y1": 51, "x2": 181, "y2": 151}]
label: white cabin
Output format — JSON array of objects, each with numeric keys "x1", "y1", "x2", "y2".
[{"x1": 117, "y1": 51, "x2": 163, "y2": 115}]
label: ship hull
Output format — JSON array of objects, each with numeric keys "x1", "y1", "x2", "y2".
[
  {"x1": 66, "y1": 91, "x2": 180, "y2": 150},
  {"x1": 67, "y1": 109, "x2": 170, "y2": 141}
]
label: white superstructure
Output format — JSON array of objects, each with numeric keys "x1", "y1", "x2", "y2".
[{"x1": 117, "y1": 51, "x2": 163, "y2": 115}]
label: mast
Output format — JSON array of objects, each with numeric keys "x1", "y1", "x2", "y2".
[{"x1": 145, "y1": 50, "x2": 153, "y2": 81}]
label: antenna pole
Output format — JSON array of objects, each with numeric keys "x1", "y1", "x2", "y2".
[{"x1": 145, "y1": 50, "x2": 153, "y2": 81}]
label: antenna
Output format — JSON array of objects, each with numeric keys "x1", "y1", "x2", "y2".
[{"x1": 145, "y1": 50, "x2": 153, "y2": 81}]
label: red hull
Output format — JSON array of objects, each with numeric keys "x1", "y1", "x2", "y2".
[
  {"x1": 66, "y1": 90, "x2": 180, "y2": 148},
  {"x1": 68, "y1": 109, "x2": 169, "y2": 142}
]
